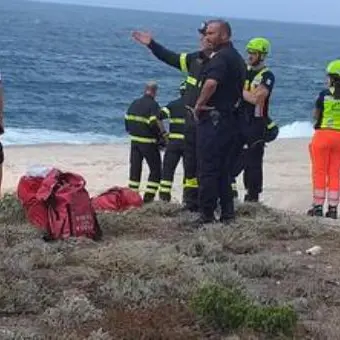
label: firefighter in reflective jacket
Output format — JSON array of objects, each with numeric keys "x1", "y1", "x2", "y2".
[
  {"x1": 125, "y1": 81, "x2": 166, "y2": 203},
  {"x1": 132, "y1": 23, "x2": 212, "y2": 211},
  {"x1": 239, "y1": 37, "x2": 278, "y2": 203},
  {"x1": 159, "y1": 82, "x2": 186, "y2": 202},
  {"x1": 308, "y1": 60, "x2": 340, "y2": 219}
]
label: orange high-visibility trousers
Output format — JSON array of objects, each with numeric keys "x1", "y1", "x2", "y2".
[{"x1": 309, "y1": 129, "x2": 340, "y2": 206}]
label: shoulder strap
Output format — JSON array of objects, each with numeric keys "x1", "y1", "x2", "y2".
[{"x1": 254, "y1": 67, "x2": 270, "y2": 81}]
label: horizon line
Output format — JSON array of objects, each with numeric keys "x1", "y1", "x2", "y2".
[{"x1": 27, "y1": 0, "x2": 340, "y2": 29}]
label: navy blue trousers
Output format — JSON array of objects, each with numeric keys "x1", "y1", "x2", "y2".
[{"x1": 197, "y1": 113, "x2": 241, "y2": 219}]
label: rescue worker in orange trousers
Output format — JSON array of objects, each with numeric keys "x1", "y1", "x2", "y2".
[
  {"x1": 132, "y1": 23, "x2": 212, "y2": 211},
  {"x1": 307, "y1": 60, "x2": 340, "y2": 219},
  {"x1": 158, "y1": 82, "x2": 187, "y2": 202},
  {"x1": 125, "y1": 81, "x2": 167, "y2": 203}
]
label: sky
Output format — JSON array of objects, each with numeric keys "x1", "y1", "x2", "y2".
[{"x1": 35, "y1": 0, "x2": 339, "y2": 26}]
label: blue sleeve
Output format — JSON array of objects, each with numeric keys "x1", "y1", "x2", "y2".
[
  {"x1": 315, "y1": 91, "x2": 325, "y2": 110},
  {"x1": 261, "y1": 71, "x2": 275, "y2": 93}
]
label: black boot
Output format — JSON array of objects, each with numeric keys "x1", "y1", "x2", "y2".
[
  {"x1": 143, "y1": 193, "x2": 155, "y2": 204},
  {"x1": 307, "y1": 204, "x2": 323, "y2": 217},
  {"x1": 177, "y1": 203, "x2": 199, "y2": 213},
  {"x1": 159, "y1": 192, "x2": 171, "y2": 202},
  {"x1": 220, "y1": 200, "x2": 236, "y2": 225},
  {"x1": 189, "y1": 213, "x2": 215, "y2": 228},
  {"x1": 325, "y1": 205, "x2": 337, "y2": 219},
  {"x1": 244, "y1": 192, "x2": 259, "y2": 203}
]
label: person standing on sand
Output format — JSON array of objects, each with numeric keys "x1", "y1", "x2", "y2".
[
  {"x1": 158, "y1": 81, "x2": 187, "y2": 202},
  {"x1": 191, "y1": 20, "x2": 246, "y2": 226},
  {"x1": 308, "y1": 60, "x2": 340, "y2": 219},
  {"x1": 236, "y1": 38, "x2": 278, "y2": 203},
  {"x1": 0, "y1": 70, "x2": 4, "y2": 197},
  {"x1": 125, "y1": 81, "x2": 167, "y2": 203},
  {"x1": 132, "y1": 22, "x2": 212, "y2": 212}
]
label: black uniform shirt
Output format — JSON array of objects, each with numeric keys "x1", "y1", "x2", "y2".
[{"x1": 201, "y1": 42, "x2": 246, "y2": 113}]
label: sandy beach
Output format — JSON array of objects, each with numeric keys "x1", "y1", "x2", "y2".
[{"x1": 2, "y1": 138, "x2": 312, "y2": 213}]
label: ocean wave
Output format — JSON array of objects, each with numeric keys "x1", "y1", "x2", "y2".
[
  {"x1": 1, "y1": 121, "x2": 314, "y2": 147},
  {"x1": 1, "y1": 127, "x2": 127, "y2": 146},
  {"x1": 278, "y1": 121, "x2": 314, "y2": 139}
]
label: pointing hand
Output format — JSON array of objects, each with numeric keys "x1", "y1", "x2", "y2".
[{"x1": 131, "y1": 31, "x2": 152, "y2": 46}]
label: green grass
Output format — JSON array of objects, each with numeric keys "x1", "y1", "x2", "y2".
[{"x1": 191, "y1": 283, "x2": 297, "y2": 336}]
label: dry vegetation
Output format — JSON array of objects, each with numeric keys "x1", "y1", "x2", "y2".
[{"x1": 1, "y1": 193, "x2": 340, "y2": 339}]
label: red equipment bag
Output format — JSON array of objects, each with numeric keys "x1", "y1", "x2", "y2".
[
  {"x1": 91, "y1": 187, "x2": 142, "y2": 212},
  {"x1": 35, "y1": 169, "x2": 102, "y2": 241},
  {"x1": 17, "y1": 175, "x2": 48, "y2": 229}
]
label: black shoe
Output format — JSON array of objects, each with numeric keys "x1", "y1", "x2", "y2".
[
  {"x1": 190, "y1": 214, "x2": 215, "y2": 228},
  {"x1": 220, "y1": 216, "x2": 235, "y2": 225},
  {"x1": 244, "y1": 193, "x2": 259, "y2": 203},
  {"x1": 159, "y1": 193, "x2": 171, "y2": 202},
  {"x1": 220, "y1": 200, "x2": 235, "y2": 223},
  {"x1": 325, "y1": 206, "x2": 337, "y2": 219},
  {"x1": 180, "y1": 204, "x2": 199, "y2": 213},
  {"x1": 143, "y1": 193, "x2": 155, "y2": 204},
  {"x1": 307, "y1": 205, "x2": 323, "y2": 217}
]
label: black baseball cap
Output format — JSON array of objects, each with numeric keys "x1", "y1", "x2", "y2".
[
  {"x1": 198, "y1": 21, "x2": 208, "y2": 34},
  {"x1": 198, "y1": 19, "x2": 232, "y2": 37}
]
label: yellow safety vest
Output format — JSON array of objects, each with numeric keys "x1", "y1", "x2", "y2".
[
  {"x1": 244, "y1": 66, "x2": 270, "y2": 117},
  {"x1": 244, "y1": 66, "x2": 269, "y2": 92},
  {"x1": 320, "y1": 88, "x2": 340, "y2": 130}
]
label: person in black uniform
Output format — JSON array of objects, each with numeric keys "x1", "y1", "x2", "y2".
[
  {"x1": 125, "y1": 81, "x2": 166, "y2": 203},
  {"x1": 159, "y1": 81, "x2": 186, "y2": 202},
  {"x1": 193, "y1": 20, "x2": 246, "y2": 225},
  {"x1": 132, "y1": 24, "x2": 212, "y2": 211}
]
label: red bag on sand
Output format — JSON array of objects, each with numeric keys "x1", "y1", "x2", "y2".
[
  {"x1": 91, "y1": 187, "x2": 142, "y2": 212},
  {"x1": 17, "y1": 175, "x2": 48, "y2": 229},
  {"x1": 35, "y1": 169, "x2": 102, "y2": 241}
]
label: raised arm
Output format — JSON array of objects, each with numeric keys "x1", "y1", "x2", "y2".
[{"x1": 132, "y1": 31, "x2": 196, "y2": 73}]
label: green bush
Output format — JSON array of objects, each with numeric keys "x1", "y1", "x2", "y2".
[
  {"x1": 0, "y1": 193, "x2": 26, "y2": 225},
  {"x1": 247, "y1": 303, "x2": 297, "y2": 334},
  {"x1": 190, "y1": 283, "x2": 297, "y2": 336}
]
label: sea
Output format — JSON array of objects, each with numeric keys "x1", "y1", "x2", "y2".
[{"x1": 1, "y1": 0, "x2": 340, "y2": 146}]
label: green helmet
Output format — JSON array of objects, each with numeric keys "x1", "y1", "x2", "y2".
[
  {"x1": 246, "y1": 37, "x2": 271, "y2": 55},
  {"x1": 326, "y1": 60, "x2": 340, "y2": 76}
]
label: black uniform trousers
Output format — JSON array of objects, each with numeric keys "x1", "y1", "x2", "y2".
[
  {"x1": 159, "y1": 142, "x2": 184, "y2": 202},
  {"x1": 129, "y1": 142, "x2": 161, "y2": 203},
  {"x1": 242, "y1": 118, "x2": 266, "y2": 199},
  {"x1": 183, "y1": 116, "x2": 199, "y2": 211},
  {"x1": 197, "y1": 112, "x2": 241, "y2": 221}
]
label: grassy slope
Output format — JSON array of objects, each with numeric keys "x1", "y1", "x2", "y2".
[{"x1": 0, "y1": 194, "x2": 339, "y2": 339}]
